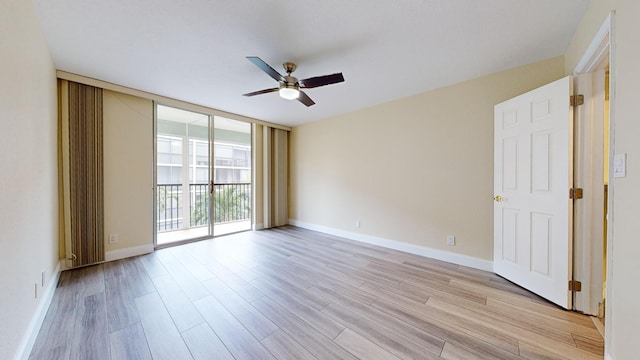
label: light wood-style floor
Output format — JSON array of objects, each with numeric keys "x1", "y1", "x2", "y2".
[{"x1": 30, "y1": 226, "x2": 604, "y2": 360}]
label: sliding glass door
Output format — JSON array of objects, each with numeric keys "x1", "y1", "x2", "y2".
[
  {"x1": 154, "y1": 106, "x2": 253, "y2": 246},
  {"x1": 213, "y1": 116, "x2": 252, "y2": 236},
  {"x1": 155, "y1": 105, "x2": 212, "y2": 245}
]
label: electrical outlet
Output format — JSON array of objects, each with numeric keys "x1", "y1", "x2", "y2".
[
  {"x1": 41, "y1": 271, "x2": 45, "y2": 287},
  {"x1": 447, "y1": 235, "x2": 455, "y2": 246},
  {"x1": 34, "y1": 283, "x2": 38, "y2": 299},
  {"x1": 355, "y1": 220, "x2": 360, "y2": 228},
  {"x1": 109, "y1": 234, "x2": 119, "y2": 244}
]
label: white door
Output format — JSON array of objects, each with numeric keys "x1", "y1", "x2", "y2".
[{"x1": 493, "y1": 76, "x2": 573, "y2": 309}]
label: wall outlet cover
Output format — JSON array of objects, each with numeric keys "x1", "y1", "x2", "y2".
[
  {"x1": 109, "y1": 234, "x2": 119, "y2": 244},
  {"x1": 447, "y1": 235, "x2": 455, "y2": 246}
]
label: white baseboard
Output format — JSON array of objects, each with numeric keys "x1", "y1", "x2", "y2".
[
  {"x1": 253, "y1": 223, "x2": 265, "y2": 231},
  {"x1": 15, "y1": 260, "x2": 62, "y2": 360},
  {"x1": 288, "y1": 219, "x2": 493, "y2": 272},
  {"x1": 105, "y1": 244, "x2": 154, "y2": 262}
]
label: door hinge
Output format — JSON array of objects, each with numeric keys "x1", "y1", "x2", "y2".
[
  {"x1": 569, "y1": 280, "x2": 582, "y2": 292},
  {"x1": 570, "y1": 94, "x2": 584, "y2": 106},
  {"x1": 569, "y1": 188, "x2": 583, "y2": 199}
]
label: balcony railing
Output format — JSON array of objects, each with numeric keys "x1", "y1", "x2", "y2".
[
  {"x1": 157, "y1": 184, "x2": 182, "y2": 231},
  {"x1": 188, "y1": 183, "x2": 208, "y2": 228},
  {"x1": 157, "y1": 183, "x2": 251, "y2": 232},
  {"x1": 213, "y1": 183, "x2": 251, "y2": 224}
]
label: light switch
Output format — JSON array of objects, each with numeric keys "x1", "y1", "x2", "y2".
[{"x1": 613, "y1": 153, "x2": 626, "y2": 178}]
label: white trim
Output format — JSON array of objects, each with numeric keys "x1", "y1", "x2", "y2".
[
  {"x1": 253, "y1": 223, "x2": 265, "y2": 230},
  {"x1": 605, "y1": 352, "x2": 614, "y2": 360},
  {"x1": 105, "y1": 244, "x2": 154, "y2": 262},
  {"x1": 288, "y1": 219, "x2": 493, "y2": 272},
  {"x1": 574, "y1": 13, "x2": 611, "y2": 74},
  {"x1": 603, "y1": 10, "x2": 616, "y2": 355},
  {"x1": 15, "y1": 261, "x2": 62, "y2": 360}
]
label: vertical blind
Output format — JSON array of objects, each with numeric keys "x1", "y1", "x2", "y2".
[
  {"x1": 254, "y1": 125, "x2": 288, "y2": 229},
  {"x1": 65, "y1": 81, "x2": 105, "y2": 267},
  {"x1": 269, "y1": 127, "x2": 288, "y2": 227}
]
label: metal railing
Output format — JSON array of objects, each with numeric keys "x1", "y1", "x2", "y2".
[
  {"x1": 157, "y1": 183, "x2": 251, "y2": 232},
  {"x1": 157, "y1": 184, "x2": 182, "y2": 231},
  {"x1": 189, "y1": 183, "x2": 210, "y2": 228},
  {"x1": 213, "y1": 183, "x2": 251, "y2": 224}
]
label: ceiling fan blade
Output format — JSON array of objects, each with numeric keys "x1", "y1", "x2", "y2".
[
  {"x1": 297, "y1": 91, "x2": 315, "y2": 107},
  {"x1": 242, "y1": 88, "x2": 279, "y2": 97},
  {"x1": 299, "y1": 73, "x2": 344, "y2": 88},
  {"x1": 246, "y1": 56, "x2": 284, "y2": 82}
]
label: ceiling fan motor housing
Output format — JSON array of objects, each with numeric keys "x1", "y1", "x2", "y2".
[
  {"x1": 283, "y1": 62, "x2": 297, "y2": 74},
  {"x1": 281, "y1": 75, "x2": 299, "y2": 90}
]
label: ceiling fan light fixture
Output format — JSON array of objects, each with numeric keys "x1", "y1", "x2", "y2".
[
  {"x1": 279, "y1": 87, "x2": 300, "y2": 100},
  {"x1": 244, "y1": 57, "x2": 343, "y2": 107}
]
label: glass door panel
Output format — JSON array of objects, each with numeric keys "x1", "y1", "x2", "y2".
[
  {"x1": 213, "y1": 116, "x2": 252, "y2": 236},
  {"x1": 155, "y1": 104, "x2": 212, "y2": 245}
]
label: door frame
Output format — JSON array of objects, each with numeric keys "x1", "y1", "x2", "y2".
[{"x1": 572, "y1": 12, "x2": 615, "y2": 320}]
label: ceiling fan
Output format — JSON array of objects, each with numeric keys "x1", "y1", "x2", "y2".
[{"x1": 242, "y1": 56, "x2": 345, "y2": 107}]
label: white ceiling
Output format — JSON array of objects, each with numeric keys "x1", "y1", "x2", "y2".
[{"x1": 33, "y1": 0, "x2": 591, "y2": 127}]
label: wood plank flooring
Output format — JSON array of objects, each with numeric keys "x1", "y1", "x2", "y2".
[{"x1": 29, "y1": 226, "x2": 604, "y2": 360}]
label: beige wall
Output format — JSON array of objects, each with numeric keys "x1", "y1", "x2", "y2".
[
  {"x1": 566, "y1": 1, "x2": 640, "y2": 359},
  {"x1": 103, "y1": 90, "x2": 154, "y2": 253},
  {"x1": 608, "y1": 2, "x2": 640, "y2": 358},
  {"x1": 0, "y1": 1, "x2": 59, "y2": 358},
  {"x1": 290, "y1": 56, "x2": 565, "y2": 261}
]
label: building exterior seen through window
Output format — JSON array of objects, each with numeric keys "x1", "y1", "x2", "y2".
[{"x1": 156, "y1": 136, "x2": 251, "y2": 185}]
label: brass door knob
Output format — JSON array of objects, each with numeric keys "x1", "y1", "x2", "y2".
[{"x1": 493, "y1": 195, "x2": 503, "y2": 202}]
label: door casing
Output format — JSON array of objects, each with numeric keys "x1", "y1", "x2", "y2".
[{"x1": 572, "y1": 13, "x2": 613, "y2": 317}]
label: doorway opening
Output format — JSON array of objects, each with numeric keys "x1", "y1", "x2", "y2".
[
  {"x1": 572, "y1": 13, "x2": 613, "y2": 327},
  {"x1": 601, "y1": 69, "x2": 610, "y2": 320},
  {"x1": 574, "y1": 68, "x2": 609, "y2": 317}
]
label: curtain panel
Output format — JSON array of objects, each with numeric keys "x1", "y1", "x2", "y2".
[
  {"x1": 252, "y1": 125, "x2": 288, "y2": 229},
  {"x1": 60, "y1": 80, "x2": 105, "y2": 267}
]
